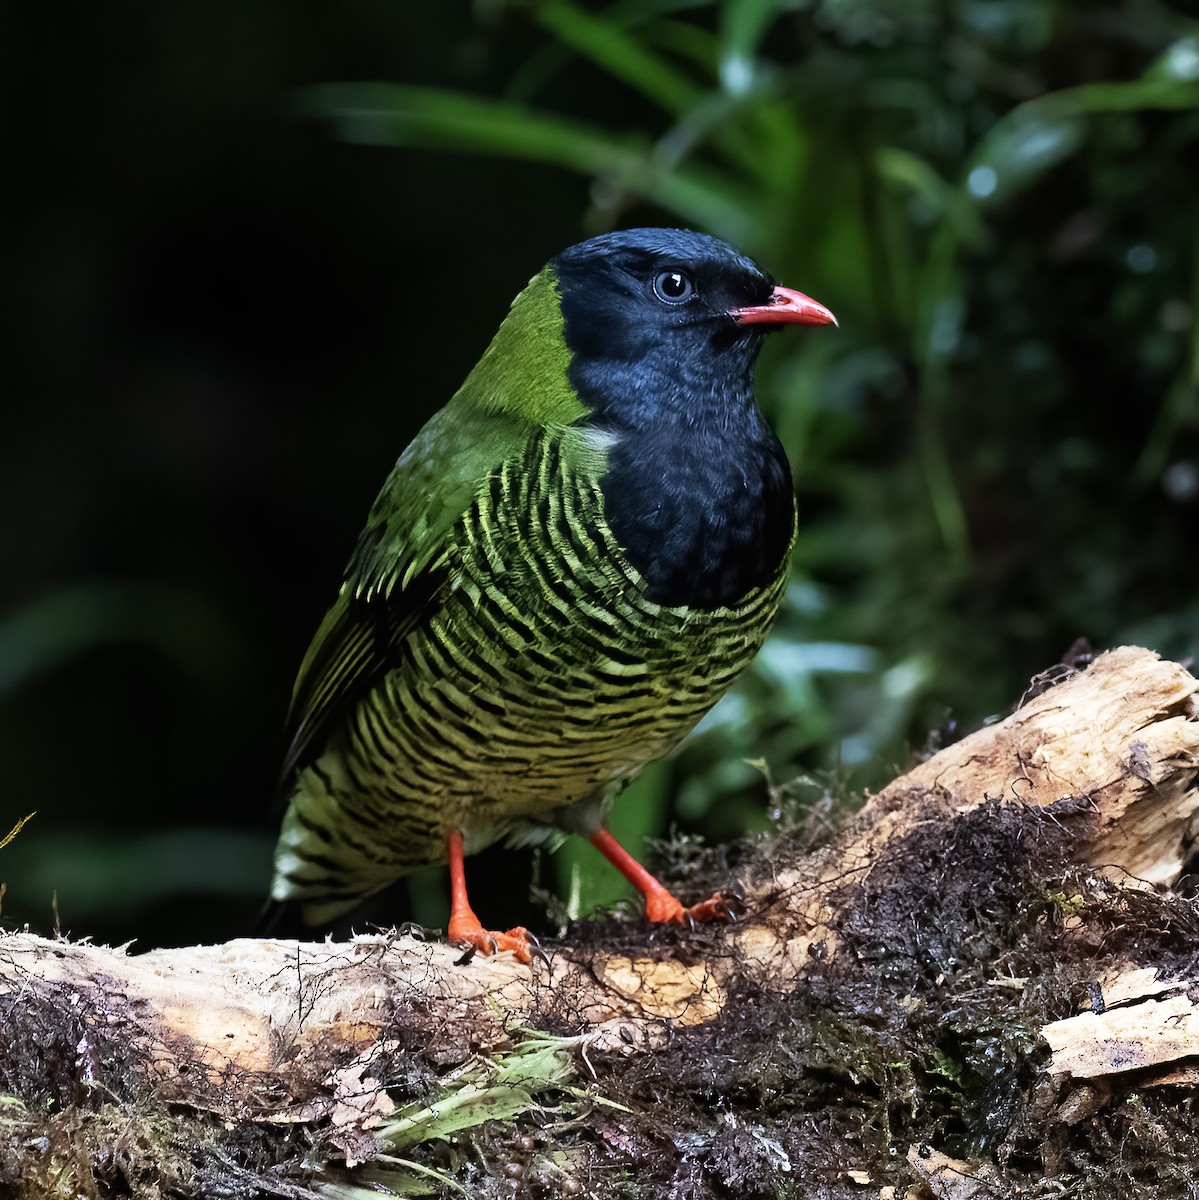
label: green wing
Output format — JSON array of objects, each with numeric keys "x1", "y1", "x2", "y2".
[
  {"x1": 281, "y1": 265, "x2": 591, "y2": 782},
  {"x1": 280, "y1": 564, "x2": 448, "y2": 780},
  {"x1": 281, "y1": 402, "x2": 529, "y2": 781}
]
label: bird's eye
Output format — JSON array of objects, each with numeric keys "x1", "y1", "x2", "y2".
[{"x1": 652, "y1": 270, "x2": 695, "y2": 305}]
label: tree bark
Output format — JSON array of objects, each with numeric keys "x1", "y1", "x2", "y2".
[{"x1": 3, "y1": 645, "x2": 1198, "y2": 1197}]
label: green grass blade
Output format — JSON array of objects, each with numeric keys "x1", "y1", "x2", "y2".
[
  {"x1": 376, "y1": 1037, "x2": 574, "y2": 1151},
  {"x1": 718, "y1": 0, "x2": 787, "y2": 95},
  {"x1": 303, "y1": 82, "x2": 754, "y2": 235},
  {"x1": 533, "y1": 0, "x2": 705, "y2": 115}
]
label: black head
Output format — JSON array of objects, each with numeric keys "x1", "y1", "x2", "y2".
[
  {"x1": 547, "y1": 229, "x2": 835, "y2": 609},
  {"x1": 550, "y1": 228, "x2": 833, "y2": 430}
]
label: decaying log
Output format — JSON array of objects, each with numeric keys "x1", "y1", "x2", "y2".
[
  {"x1": 1044, "y1": 968, "x2": 1199, "y2": 1083},
  {"x1": 3, "y1": 645, "x2": 1199, "y2": 1196}
]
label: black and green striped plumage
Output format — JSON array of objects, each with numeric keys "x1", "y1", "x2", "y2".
[{"x1": 271, "y1": 228, "x2": 835, "y2": 944}]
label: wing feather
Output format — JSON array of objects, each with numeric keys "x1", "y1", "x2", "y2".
[
  {"x1": 280, "y1": 562, "x2": 449, "y2": 781},
  {"x1": 280, "y1": 401, "x2": 534, "y2": 784}
]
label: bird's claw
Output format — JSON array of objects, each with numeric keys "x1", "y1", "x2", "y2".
[
  {"x1": 448, "y1": 921, "x2": 535, "y2": 965},
  {"x1": 647, "y1": 889, "x2": 743, "y2": 927},
  {"x1": 525, "y1": 930, "x2": 552, "y2": 968},
  {"x1": 683, "y1": 893, "x2": 734, "y2": 925}
]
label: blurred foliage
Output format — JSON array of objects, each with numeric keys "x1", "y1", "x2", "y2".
[{"x1": 2, "y1": 0, "x2": 1197, "y2": 940}]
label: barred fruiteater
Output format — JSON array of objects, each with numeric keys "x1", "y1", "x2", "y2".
[{"x1": 271, "y1": 228, "x2": 836, "y2": 962}]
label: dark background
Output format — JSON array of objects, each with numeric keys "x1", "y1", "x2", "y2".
[{"x1": 3, "y1": 1, "x2": 1197, "y2": 949}]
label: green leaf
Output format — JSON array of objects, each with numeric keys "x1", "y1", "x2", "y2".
[
  {"x1": 533, "y1": 0, "x2": 705, "y2": 115},
  {"x1": 965, "y1": 110, "x2": 1084, "y2": 203},
  {"x1": 876, "y1": 147, "x2": 985, "y2": 245},
  {"x1": 377, "y1": 1036, "x2": 574, "y2": 1151},
  {"x1": 966, "y1": 70, "x2": 1199, "y2": 203},
  {"x1": 718, "y1": 0, "x2": 792, "y2": 95},
  {"x1": 303, "y1": 82, "x2": 754, "y2": 236}
]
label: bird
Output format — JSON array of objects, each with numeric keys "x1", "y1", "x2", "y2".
[{"x1": 270, "y1": 227, "x2": 836, "y2": 962}]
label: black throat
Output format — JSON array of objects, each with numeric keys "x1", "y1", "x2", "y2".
[
  {"x1": 563, "y1": 341, "x2": 795, "y2": 610},
  {"x1": 597, "y1": 406, "x2": 795, "y2": 610}
]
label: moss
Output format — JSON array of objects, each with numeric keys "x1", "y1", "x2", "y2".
[
  {"x1": 6, "y1": 790, "x2": 1199, "y2": 1198},
  {"x1": 510, "y1": 796, "x2": 1199, "y2": 1200},
  {"x1": 1, "y1": 1100, "x2": 271, "y2": 1200}
]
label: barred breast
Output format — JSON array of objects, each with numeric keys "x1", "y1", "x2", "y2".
[{"x1": 272, "y1": 430, "x2": 791, "y2": 920}]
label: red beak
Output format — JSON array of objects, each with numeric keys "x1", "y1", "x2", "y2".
[{"x1": 731, "y1": 285, "x2": 837, "y2": 328}]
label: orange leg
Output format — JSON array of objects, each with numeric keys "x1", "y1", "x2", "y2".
[
  {"x1": 589, "y1": 828, "x2": 730, "y2": 925},
  {"x1": 446, "y1": 830, "x2": 533, "y2": 963}
]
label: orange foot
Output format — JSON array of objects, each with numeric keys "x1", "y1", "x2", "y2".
[
  {"x1": 447, "y1": 913, "x2": 535, "y2": 964},
  {"x1": 588, "y1": 829, "x2": 741, "y2": 929},
  {"x1": 644, "y1": 886, "x2": 738, "y2": 927},
  {"x1": 445, "y1": 828, "x2": 538, "y2": 964}
]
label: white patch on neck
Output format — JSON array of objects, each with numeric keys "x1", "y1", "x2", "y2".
[{"x1": 573, "y1": 425, "x2": 620, "y2": 455}]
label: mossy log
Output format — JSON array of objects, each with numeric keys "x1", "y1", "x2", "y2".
[{"x1": 3, "y1": 645, "x2": 1199, "y2": 1198}]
